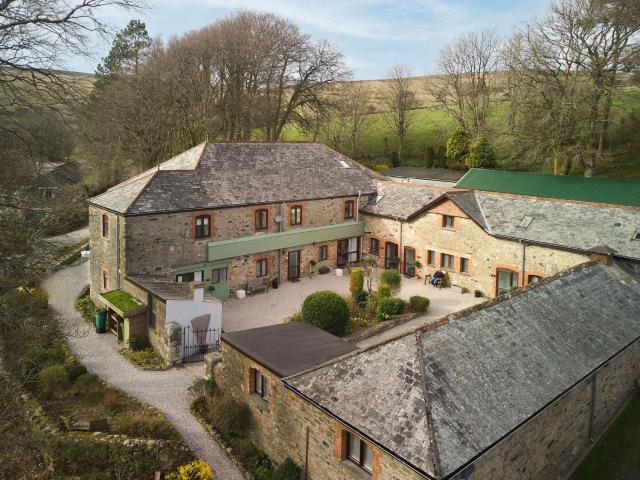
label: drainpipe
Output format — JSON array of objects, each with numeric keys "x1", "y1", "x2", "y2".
[
  {"x1": 398, "y1": 216, "x2": 403, "y2": 271},
  {"x1": 115, "y1": 214, "x2": 121, "y2": 289},
  {"x1": 356, "y1": 190, "x2": 361, "y2": 221},
  {"x1": 278, "y1": 202, "x2": 284, "y2": 282},
  {"x1": 520, "y1": 240, "x2": 526, "y2": 287}
]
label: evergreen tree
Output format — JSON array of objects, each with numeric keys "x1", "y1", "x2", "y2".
[
  {"x1": 95, "y1": 20, "x2": 151, "y2": 87},
  {"x1": 466, "y1": 136, "x2": 498, "y2": 169},
  {"x1": 446, "y1": 129, "x2": 470, "y2": 165}
]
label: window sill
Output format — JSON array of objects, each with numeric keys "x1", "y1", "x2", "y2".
[
  {"x1": 341, "y1": 460, "x2": 371, "y2": 479},
  {"x1": 441, "y1": 227, "x2": 455, "y2": 232},
  {"x1": 249, "y1": 393, "x2": 268, "y2": 411}
]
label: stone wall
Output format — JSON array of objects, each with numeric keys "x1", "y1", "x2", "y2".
[
  {"x1": 118, "y1": 197, "x2": 355, "y2": 283},
  {"x1": 362, "y1": 201, "x2": 588, "y2": 297},
  {"x1": 89, "y1": 205, "x2": 125, "y2": 304},
  {"x1": 218, "y1": 342, "x2": 426, "y2": 480},
  {"x1": 465, "y1": 339, "x2": 640, "y2": 480}
]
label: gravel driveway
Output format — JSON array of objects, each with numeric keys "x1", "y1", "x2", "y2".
[{"x1": 42, "y1": 260, "x2": 243, "y2": 480}]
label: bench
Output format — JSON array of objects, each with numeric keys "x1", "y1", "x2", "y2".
[{"x1": 247, "y1": 277, "x2": 270, "y2": 295}]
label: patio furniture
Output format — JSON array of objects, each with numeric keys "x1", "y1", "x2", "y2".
[{"x1": 247, "y1": 277, "x2": 270, "y2": 295}]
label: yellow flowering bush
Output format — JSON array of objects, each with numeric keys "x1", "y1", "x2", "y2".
[{"x1": 166, "y1": 460, "x2": 214, "y2": 480}]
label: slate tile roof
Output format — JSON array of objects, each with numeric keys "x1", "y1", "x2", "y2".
[
  {"x1": 284, "y1": 262, "x2": 640, "y2": 479},
  {"x1": 447, "y1": 191, "x2": 640, "y2": 260},
  {"x1": 89, "y1": 142, "x2": 381, "y2": 215},
  {"x1": 359, "y1": 181, "x2": 449, "y2": 220}
]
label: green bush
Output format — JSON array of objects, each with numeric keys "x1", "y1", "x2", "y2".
[
  {"x1": 228, "y1": 437, "x2": 261, "y2": 470},
  {"x1": 466, "y1": 135, "x2": 497, "y2": 169},
  {"x1": 189, "y1": 375, "x2": 221, "y2": 399},
  {"x1": 272, "y1": 458, "x2": 302, "y2": 480},
  {"x1": 354, "y1": 290, "x2": 368, "y2": 306},
  {"x1": 365, "y1": 292, "x2": 378, "y2": 317},
  {"x1": 379, "y1": 269, "x2": 401, "y2": 289},
  {"x1": 74, "y1": 372, "x2": 102, "y2": 393},
  {"x1": 376, "y1": 297, "x2": 406, "y2": 321},
  {"x1": 67, "y1": 363, "x2": 88, "y2": 382},
  {"x1": 301, "y1": 291, "x2": 350, "y2": 336},
  {"x1": 207, "y1": 395, "x2": 251, "y2": 440},
  {"x1": 377, "y1": 283, "x2": 391, "y2": 299},
  {"x1": 116, "y1": 413, "x2": 176, "y2": 440},
  {"x1": 38, "y1": 364, "x2": 71, "y2": 398},
  {"x1": 409, "y1": 295, "x2": 430, "y2": 313},
  {"x1": 75, "y1": 295, "x2": 97, "y2": 325},
  {"x1": 127, "y1": 337, "x2": 149, "y2": 352},
  {"x1": 349, "y1": 268, "x2": 364, "y2": 298},
  {"x1": 21, "y1": 341, "x2": 68, "y2": 382}
]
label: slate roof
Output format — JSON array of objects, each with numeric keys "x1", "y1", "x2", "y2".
[
  {"x1": 360, "y1": 181, "x2": 450, "y2": 220},
  {"x1": 222, "y1": 323, "x2": 358, "y2": 377},
  {"x1": 89, "y1": 142, "x2": 380, "y2": 215},
  {"x1": 456, "y1": 168, "x2": 640, "y2": 207},
  {"x1": 285, "y1": 262, "x2": 640, "y2": 479},
  {"x1": 35, "y1": 161, "x2": 81, "y2": 187},
  {"x1": 447, "y1": 191, "x2": 640, "y2": 260}
]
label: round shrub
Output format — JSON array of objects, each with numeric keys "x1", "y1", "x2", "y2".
[
  {"x1": 67, "y1": 363, "x2": 88, "y2": 382},
  {"x1": 409, "y1": 295, "x2": 430, "y2": 313},
  {"x1": 301, "y1": 291, "x2": 350, "y2": 336},
  {"x1": 354, "y1": 289, "x2": 368, "y2": 306},
  {"x1": 379, "y1": 269, "x2": 401, "y2": 290},
  {"x1": 38, "y1": 364, "x2": 71, "y2": 398},
  {"x1": 207, "y1": 395, "x2": 251, "y2": 440},
  {"x1": 349, "y1": 268, "x2": 364, "y2": 298},
  {"x1": 376, "y1": 297, "x2": 406, "y2": 321},
  {"x1": 272, "y1": 458, "x2": 302, "y2": 480},
  {"x1": 377, "y1": 283, "x2": 391, "y2": 299}
]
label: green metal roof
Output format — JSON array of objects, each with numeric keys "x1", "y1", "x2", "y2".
[
  {"x1": 208, "y1": 221, "x2": 365, "y2": 262},
  {"x1": 456, "y1": 169, "x2": 640, "y2": 207}
]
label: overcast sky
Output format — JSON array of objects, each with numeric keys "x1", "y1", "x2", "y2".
[{"x1": 67, "y1": 0, "x2": 550, "y2": 80}]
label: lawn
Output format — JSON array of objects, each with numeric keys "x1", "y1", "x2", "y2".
[
  {"x1": 571, "y1": 394, "x2": 640, "y2": 480},
  {"x1": 282, "y1": 87, "x2": 640, "y2": 179}
]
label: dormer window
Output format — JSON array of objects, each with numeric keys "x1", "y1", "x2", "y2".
[
  {"x1": 442, "y1": 215, "x2": 455, "y2": 229},
  {"x1": 195, "y1": 215, "x2": 211, "y2": 238}
]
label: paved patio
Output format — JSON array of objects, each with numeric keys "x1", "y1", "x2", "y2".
[{"x1": 222, "y1": 270, "x2": 484, "y2": 337}]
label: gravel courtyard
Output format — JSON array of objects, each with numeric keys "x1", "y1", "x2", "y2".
[{"x1": 222, "y1": 268, "x2": 484, "y2": 340}]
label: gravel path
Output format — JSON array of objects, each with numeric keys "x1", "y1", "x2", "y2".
[{"x1": 42, "y1": 260, "x2": 244, "y2": 480}]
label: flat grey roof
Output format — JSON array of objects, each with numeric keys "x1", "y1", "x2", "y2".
[{"x1": 222, "y1": 322, "x2": 358, "y2": 377}]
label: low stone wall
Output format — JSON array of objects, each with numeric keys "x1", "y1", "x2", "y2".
[{"x1": 345, "y1": 311, "x2": 419, "y2": 344}]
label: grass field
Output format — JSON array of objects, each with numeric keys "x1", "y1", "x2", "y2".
[
  {"x1": 282, "y1": 85, "x2": 640, "y2": 179},
  {"x1": 571, "y1": 394, "x2": 640, "y2": 480}
]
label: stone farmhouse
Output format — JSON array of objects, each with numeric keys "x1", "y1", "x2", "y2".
[
  {"x1": 218, "y1": 260, "x2": 640, "y2": 480},
  {"x1": 87, "y1": 142, "x2": 640, "y2": 356}
]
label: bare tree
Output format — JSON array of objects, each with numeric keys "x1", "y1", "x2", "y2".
[
  {"x1": 504, "y1": 0, "x2": 640, "y2": 176},
  {"x1": 427, "y1": 30, "x2": 501, "y2": 137},
  {"x1": 382, "y1": 66, "x2": 417, "y2": 161},
  {"x1": 339, "y1": 83, "x2": 374, "y2": 158}
]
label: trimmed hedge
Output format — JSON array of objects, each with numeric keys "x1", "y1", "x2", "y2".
[
  {"x1": 301, "y1": 291, "x2": 350, "y2": 336},
  {"x1": 380, "y1": 269, "x2": 401, "y2": 289},
  {"x1": 409, "y1": 295, "x2": 430, "y2": 313},
  {"x1": 376, "y1": 297, "x2": 406, "y2": 321}
]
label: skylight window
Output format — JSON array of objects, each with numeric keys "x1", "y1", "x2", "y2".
[
  {"x1": 632, "y1": 229, "x2": 640, "y2": 241},
  {"x1": 518, "y1": 216, "x2": 534, "y2": 229},
  {"x1": 338, "y1": 160, "x2": 350, "y2": 168},
  {"x1": 374, "y1": 194, "x2": 384, "y2": 204}
]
